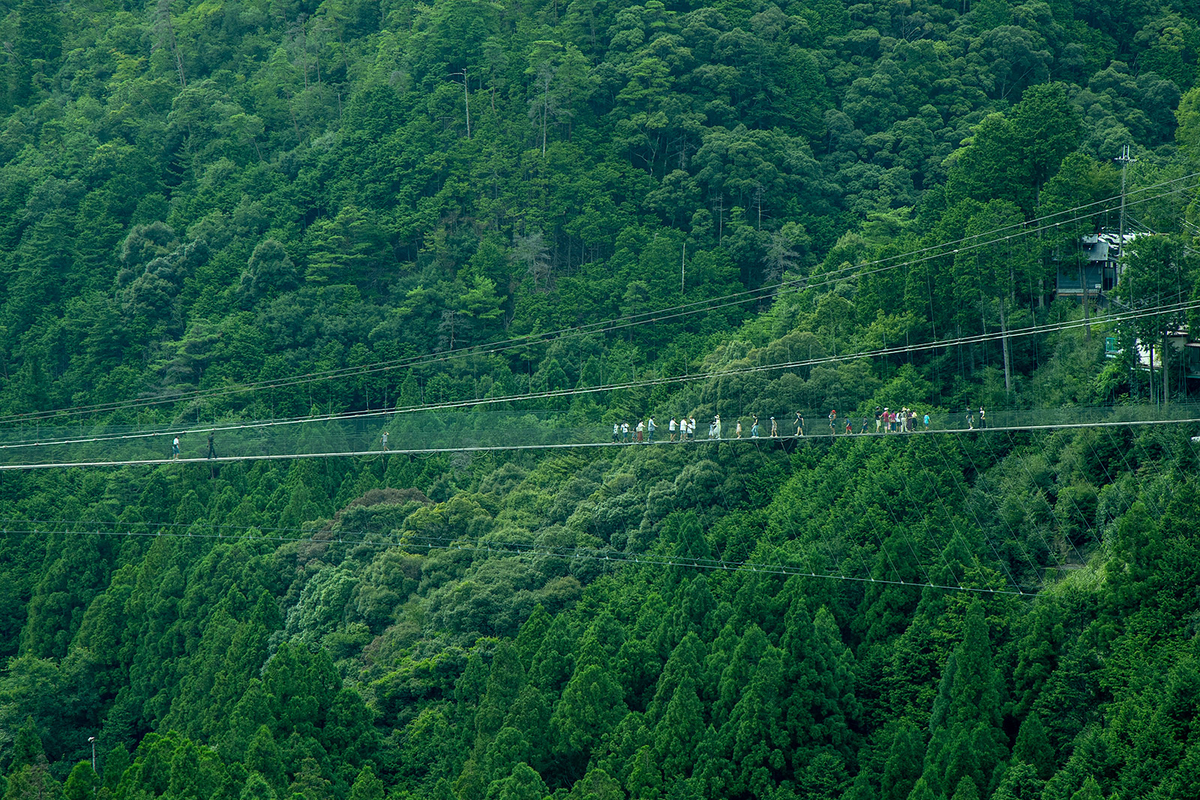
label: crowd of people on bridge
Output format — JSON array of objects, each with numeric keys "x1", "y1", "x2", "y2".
[
  {"x1": 609, "y1": 405, "x2": 986, "y2": 444},
  {"x1": 165, "y1": 403, "x2": 991, "y2": 460}
]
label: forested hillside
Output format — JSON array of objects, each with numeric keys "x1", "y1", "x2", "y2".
[{"x1": 2, "y1": 1, "x2": 1200, "y2": 799}]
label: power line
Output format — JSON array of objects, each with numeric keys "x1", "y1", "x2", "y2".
[
  {"x1": 2, "y1": 297, "x2": 1197, "y2": 455},
  {"x1": 4, "y1": 174, "x2": 1196, "y2": 426},
  {"x1": 0, "y1": 519, "x2": 1026, "y2": 596}
]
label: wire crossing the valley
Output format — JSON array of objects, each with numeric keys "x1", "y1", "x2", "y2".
[{"x1": 0, "y1": 405, "x2": 1196, "y2": 469}]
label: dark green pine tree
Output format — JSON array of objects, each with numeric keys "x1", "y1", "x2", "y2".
[
  {"x1": 919, "y1": 601, "x2": 1007, "y2": 799},
  {"x1": 653, "y1": 676, "x2": 705, "y2": 781},
  {"x1": 713, "y1": 644, "x2": 789, "y2": 798},
  {"x1": 104, "y1": 744, "x2": 130, "y2": 793},
  {"x1": 1153, "y1": 735, "x2": 1200, "y2": 799},
  {"x1": 484, "y1": 762, "x2": 548, "y2": 800},
  {"x1": 347, "y1": 766, "x2": 384, "y2": 800},
  {"x1": 455, "y1": 652, "x2": 489, "y2": 720},
  {"x1": 1012, "y1": 600, "x2": 1065, "y2": 719},
  {"x1": 239, "y1": 772, "x2": 277, "y2": 800},
  {"x1": 567, "y1": 766, "x2": 623, "y2": 800},
  {"x1": 502, "y1": 685, "x2": 553, "y2": 774},
  {"x1": 1069, "y1": 776, "x2": 1103, "y2": 800},
  {"x1": 990, "y1": 760, "x2": 1044, "y2": 800},
  {"x1": 480, "y1": 727, "x2": 532, "y2": 787},
  {"x1": 780, "y1": 599, "x2": 861, "y2": 767},
  {"x1": 882, "y1": 720, "x2": 925, "y2": 800},
  {"x1": 1039, "y1": 726, "x2": 1115, "y2": 800},
  {"x1": 950, "y1": 774, "x2": 980, "y2": 800},
  {"x1": 529, "y1": 614, "x2": 577, "y2": 696},
  {"x1": 626, "y1": 744, "x2": 664, "y2": 799},
  {"x1": 3, "y1": 764, "x2": 62, "y2": 800},
  {"x1": 245, "y1": 725, "x2": 285, "y2": 796},
  {"x1": 10, "y1": 716, "x2": 47, "y2": 771},
  {"x1": 1103, "y1": 501, "x2": 1164, "y2": 617},
  {"x1": 514, "y1": 604, "x2": 552, "y2": 671},
  {"x1": 711, "y1": 624, "x2": 769, "y2": 729},
  {"x1": 549, "y1": 662, "x2": 627, "y2": 783},
  {"x1": 1012, "y1": 714, "x2": 1054, "y2": 781},
  {"x1": 475, "y1": 640, "x2": 526, "y2": 746},
  {"x1": 799, "y1": 751, "x2": 851, "y2": 800},
  {"x1": 646, "y1": 632, "x2": 706, "y2": 725},
  {"x1": 63, "y1": 760, "x2": 100, "y2": 800}
]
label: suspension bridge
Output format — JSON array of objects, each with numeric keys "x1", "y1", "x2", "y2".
[{"x1": 0, "y1": 402, "x2": 1197, "y2": 469}]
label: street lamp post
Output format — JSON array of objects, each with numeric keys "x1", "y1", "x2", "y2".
[{"x1": 88, "y1": 737, "x2": 96, "y2": 773}]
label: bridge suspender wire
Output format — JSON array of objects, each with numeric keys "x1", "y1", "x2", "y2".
[
  {"x1": 977, "y1": 430, "x2": 1091, "y2": 582},
  {"x1": 3, "y1": 297, "x2": 1199, "y2": 457},
  {"x1": 4, "y1": 432, "x2": 1190, "y2": 597},
  {"x1": 2, "y1": 174, "x2": 1196, "y2": 427}
]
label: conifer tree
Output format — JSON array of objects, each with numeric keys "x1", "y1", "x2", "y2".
[
  {"x1": 1012, "y1": 714, "x2": 1054, "y2": 780},
  {"x1": 919, "y1": 601, "x2": 1006, "y2": 798},
  {"x1": 882, "y1": 720, "x2": 926, "y2": 800}
]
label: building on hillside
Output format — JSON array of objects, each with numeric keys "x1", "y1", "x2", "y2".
[
  {"x1": 1134, "y1": 327, "x2": 1200, "y2": 383},
  {"x1": 1055, "y1": 232, "x2": 1134, "y2": 299},
  {"x1": 1066, "y1": 231, "x2": 1200, "y2": 395}
]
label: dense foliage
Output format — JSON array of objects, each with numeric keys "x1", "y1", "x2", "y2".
[{"x1": 3, "y1": 1, "x2": 1200, "y2": 799}]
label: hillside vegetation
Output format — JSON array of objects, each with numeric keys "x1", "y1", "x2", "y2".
[{"x1": 2, "y1": 1, "x2": 1200, "y2": 799}]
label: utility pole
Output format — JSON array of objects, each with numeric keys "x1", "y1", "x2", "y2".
[
  {"x1": 681, "y1": 242, "x2": 686, "y2": 295},
  {"x1": 1117, "y1": 145, "x2": 1135, "y2": 277},
  {"x1": 449, "y1": 69, "x2": 470, "y2": 139},
  {"x1": 156, "y1": 0, "x2": 187, "y2": 89},
  {"x1": 1116, "y1": 145, "x2": 1136, "y2": 396}
]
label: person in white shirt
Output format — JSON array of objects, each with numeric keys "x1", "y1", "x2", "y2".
[{"x1": 669, "y1": 417, "x2": 677, "y2": 442}]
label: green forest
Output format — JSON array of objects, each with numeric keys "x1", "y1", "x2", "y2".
[{"x1": 3, "y1": 0, "x2": 1200, "y2": 799}]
